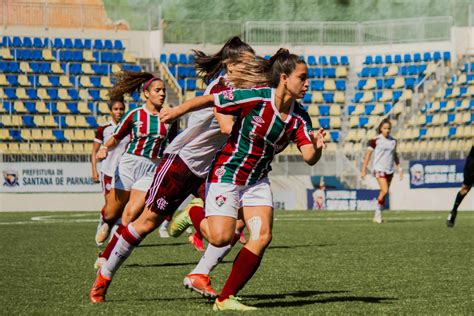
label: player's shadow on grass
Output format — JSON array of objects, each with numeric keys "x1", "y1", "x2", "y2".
[
  {"x1": 268, "y1": 244, "x2": 334, "y2": 250},
  {"x1": 244, "y1": 290, "x2": 348, "y2": 300},
  {"x1": 124, "y1": 261, "x2": 196, "y2": 268},
  {"x1": 138, "y1": 242, "x2": 188, "y2": 248}
]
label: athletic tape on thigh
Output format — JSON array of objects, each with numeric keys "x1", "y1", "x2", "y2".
[{"x1": 247, "y1": 216, "x2": 262, "y2": 241}]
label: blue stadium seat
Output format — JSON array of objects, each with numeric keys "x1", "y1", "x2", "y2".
[
  {"x1": 8, "y1": 62, "x2": 20, "y2": 73},
  {"x1": 329, "y1": 56, "x2": 338, "y2": 65},
  {"x1": 90, "y1": 77, "x2": 101, "y2": 88},
  {"x1": 101, "y1": 51, "x2": 113, "y2": 63},
  {"x1": 418, "y1": 64, "x2": 427, "y2": 75},
  {"x1": 3, "y1": 101, "x2": 13, "y2": 113},
  {"x1": 384, "y1": 78, "x2": 394, "y2": 89},
  {"x1": 408, "y1": 65, "x2": 418, "y2": 76},
  {"x1": 319, "y1": 118, "x2": 330, "y2": 129},
  {"x1": 114, "y1": 40, "x2": 124, "y2": 50},
  {"x1": 12, "y1": 36, "x2": 22, "y2": 47},
  {"x1": 444, "y1": 88, "x2": 452, "y2": 98},
  {"x1": 399, "y1": 66, "x2": 408, "y2": 76},
  {"x1": 312, "y1": 80, "x2": 324, "y2": 91},
  {"x1": 425, "y1": 115, "x2": 433, "y2": 125},
  {"x1": 9, "y1": 130, "x2": 22, "y2": 141},
  {"x1": 53, "y1": 38, "x2": 63, "y2": 49},
  {"x1": 177, "y1": 66, "x2": 187, "y2": 78},
  {"x1": 319, "y1": 105, "x2": 330, "y2": 116},
  {"x1": 443, "y1": 51, "x2": 451, "y2": 61},
  {"x1": 394, "y1": 54, "x2": 402, "y2": 63},
  {"x1": 24, "y1": 102, "x2": 36, "y2": 113},
  {"x1": 460, "y1": 87, "x2": 467, "y2": 97},
  {"x1": 169, "y1": 53, "x2": 178, "y2": 64},
  {"x1": 2, "y1": 36, "x2": 12, "y2": 47},
  {"x1": 86, "y1": 116, "x2": 99, "y2": 128},
  {"x1": 53, "y1": 129, "x2": 67, "y2": 141},
  {"x1": 188, "y1": 54, "x2": 195, "y2": 64},
  {"x1": 414, "y1": 53, "x2": 421, "y2": 63},
  {"x1": 330, "y1": 130, "x2": 340, "y2": 142},
  {"x1": 66, "y1": 102, "x2": 79, "y2": 113},
  {"x1": 84, "y1": 39, "x2": 92, "y2": 50},
  {"x1": 347, "y1": 105, "x2": 355, "y2": 115},
  {"x1": 73, "y1": 51, "x2": 84, "y2": 62},
  {"x1": 403, "y1": 54, "x2": 412, "y2": 63},
  {"x1": 22, "y1": 115, "x2": 35, "y2": 127},
  {"x1": 7, "y1": 75, "x2": 18, "y2": 86},
  {"x1": 177, "y1": 79, "x2": 185, "y2": 89},
  {"x1": 393, "y1": 90, "x2": 402, "y2": 102},
  {"x1": 374, "y1": 55, "x2": 383, "y2": 64},
  {"x1": 448, "y1": 126, "x2": 456, "y2": 138},
  {"x1": 363, "y1": 56, "x2": 373, "y2": 65},
  {"x1": 359, "y1": 116, "x2": 368, "y2": 127},
  {"x1": 40, "y1": 63, "x2": 51, "y2": 74},
  {"x1": 54, "y1": 117, "x2": 67, "y2": 128},
  {"x1": 433, "y1": 51, "x2": 441, "y2": 61},
  {"x1": 423, "y1": 52, "x2": 432, "y2": 62},
  {"x1": 365, "y1": 104, "x2": 375, "y2": 115},
  {"x1": 5, "y1": 88, "x2": 17, "y2": 99},
  {"x1": 160, "y1": 54, "x2": 167, "y2": 63},
  {"x1": 74, "y1": 38, "x2": 84, "y2": 49},
  {"x1": 322, "y1": 92, "x2": 334, "y2": 103},
  {"x1": 318, "y1": 56, "x2": 328, "y2": 66},
  {"x1": 131, "y1": 91, "x2": 140, "y2": 101},
  {"x1": 23, "y1": 37, "x2": 33, "y2": 48},
  {"x1": 64, "y1": 38, "x2": 73, "y2": 49},
  {"x1": 47, "y1": 88, "x2": 58, "y2": 100},
  {"x1": 70, "y1": 63, "x2": 82, "y2": 75},
  {"x1": 68, "y1": 89, "x2": 79, "y2": 100},
  {"x1": 314, "y1": 68, "x2": 322, "y2": 78},
  {"x1": 383, "y1": 103, "x2": 392, "y2": 114},
  {"x1": 0, "y1": 61, "x2": 7, "y2": 72},
  {"x1": 419, "y1": 128, "x2": 427, "y2": 138},
  {"x1": 385, "y1": 55, "x2": 392, "y2": 64},
  {"x1": 186, "y1": 79, "x2": 196, "y2": 90},
  {"x1": 357, "y1": 79, "x2": 366, "y2": 90},
  {"x1": 60, "y1": 50, "x2": 72, "y2": 61},
  {"x1": 31, "y1": 49, "x2": 42, "y2": 61},
  {"x1": 405, "y1": 77, "x2": 416, "y2": 89},
  {"x1": 353, "y1": 92, "x2": 363, "y2": 103},
  {"x1": 186, "y1": 66, "x2": 196, "y2": 77},
  {"x1": 93, "y1": 39, "x2": 103, "y2": 50},
  {"x1": 303, "y1": 93, "x2": 312, "y2": 103},
  {"x1": 324, "y1": 68, "x2": 336, "y2": 78},
  {"x1": 49, "y1": 75, "x2": 59, "y2": 86},
  {"x1": 113, "y1": 52, "x2": 123, "y2": 63},
  {"x1": 89, "y1": 89, "x2": 100, "y2": 101},
  {"x1": 168, "y1": 66, "x2": 176, "y2": 77},
  {"x1": 104, "y1": 40, "x2": 113, "y2": 50},
  {"x1": 307, "y1": 56, "x2": 316, "y2": 65},
  {"x1": 33, "y1": 37, "x2": 43, "y2": 48},
  {"x1": 308, "y1": 68, "x2": 316, "y2": 78},
  {"x1": 340, "y1": 56, "x2": 349, "y2": 65},
  {"x1": 179, "y1": 54, "x2": 188, "y2": 64},
  {"x1": 195, "y1": 90, "x2": 204, "y2": 97},
  {"x1": 374, "y1": 91, "x2": 383, "y2": 101},
  {"x1": 335, "y1": 80, "x2": 345, "y2": 91},
  {"x1": 369, "y1": 67, "x2": 379, "y2": 77},
  {"x1": 376, "y1": 79, "x2": 383, "y2": 89}
]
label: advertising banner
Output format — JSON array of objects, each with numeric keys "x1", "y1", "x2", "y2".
[
  {"x1": 1, "y1": 163, "x2": 101, "y2": 193},
  {"x1": 409, "y1": 160, "x2": 464, "y2": 189},
  {"x1": 306, "y1": 189, "x2": 388, "y2": 211}
]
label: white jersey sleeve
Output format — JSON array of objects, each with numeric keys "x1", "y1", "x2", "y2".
[{"x1": 99, "y1": 121, "x2": 130, "y2": 177}]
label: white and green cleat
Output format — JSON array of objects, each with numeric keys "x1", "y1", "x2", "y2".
[
  {"x1": 213, "y1": 296, "x2": 257, "y2": 312},
  {"x1": 169, "y1": 198, "x2": 203, "y2": 237}
]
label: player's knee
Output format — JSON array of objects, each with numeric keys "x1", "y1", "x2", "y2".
[
  {"x1": 461, "y1": 185, "x2": 471, "y2": 195},
  {"x1": 258, "y1": 231, "x2": 272, "y2": 248},
  {"x1": 380, "y1": 188, "x2": 388, "y2": 196},
  {"x1": 208, "y1": 232, "x2": 233, "y2": 247}
]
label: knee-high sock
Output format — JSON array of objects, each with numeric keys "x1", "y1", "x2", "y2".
[
  {"x1": 188, "y1": 205, "x2": 205, "y2": 238},
  {"x1": 100, "y1": 224, "x2": 124, "y2": 259},
  {"x1": 452, "y1": 191, "x2": 466, "y2": 212},
  {"x1": 100, "y1": 224, "x2": 142, "y2": 279},
  {"x1": 218, "y1": 247, "x2": 262, "y2": 301}
]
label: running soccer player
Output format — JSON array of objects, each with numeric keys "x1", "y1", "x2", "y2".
[
  {"x1": 91, "y1": 98, "x2": 129, "y2": 246},
  {"x1": 89, "y1": 37, "x2": 256, "y2": 303},
  {"x1": 361, "y1": 118, "x2": 403, "y2": 224},
  {"x1": 446, "y1": 144, "x2": 473, "y2": 227}
]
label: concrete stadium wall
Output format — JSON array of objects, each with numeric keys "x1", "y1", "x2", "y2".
[{"x1": 0, "y1": 192, "x2": 103, "y2": 212}]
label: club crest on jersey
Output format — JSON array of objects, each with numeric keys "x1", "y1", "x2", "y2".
[
  {"x1": 222, "y1": 89, "x2": 234, "y2": 101},
  {"x1": 252, "y1": 116, "x2": 265, "y2": 127},
  {"x1": 215, "y1": 195, "x2": 227, "y2": 207},
  {"x1": 215, "y1": 167, "x2": 225, "y2": 177}
]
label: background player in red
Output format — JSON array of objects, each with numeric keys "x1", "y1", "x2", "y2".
[
  {"x1": 361, "y1": 118, "x2": 403, "y2": 224},
  {"x1": 159, "y1": 48, "x2": 326, "y2": 311},
  {"x1": 88, "y1": 37, "x2": 255, "y2": 303},
  {"x1": 91, "y1": 97, "x2": 128, "y2": 246}
]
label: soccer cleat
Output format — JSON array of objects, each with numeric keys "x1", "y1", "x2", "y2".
[
  {"x1": 213, "y1": 296, "x2": 257, "y2": 311},
  {"x1": 188, "y1": 232, "x2": 204, "y2": 252},
  {"x1": 89, "y1": 271, "x2": 111, "y2": 303},
  {"x1": 169, "y1": 198, "x2": 203, "y2": 237},
  {"x1": 446, "y1": 210, "x2": 457, "y2": 227},
  {"x1": 94, "y1": 254, "x2": 107, "y2": 270},
  {"x1": 95, "y1": 222, "x2": 111, "y2": 246},
  {"x1": 373, "y1": 214, "x2": 383, "y2": 224},
  {"x1": 183, "y1": 273, "x2": 219, "y2": 298}
]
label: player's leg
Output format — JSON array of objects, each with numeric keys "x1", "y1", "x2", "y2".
[
  {"x1": 95, "y1": 188, "x2": 129, "y2": 245},
  {"x1": 374, "y1": 175, "x2": 389, "y2": 224},
  {"x1": 95, "y1": 173, "x2": 112, "y2": 244},
  {"x1": 447, "y1": 184, "x2": 471, "y2": 227},
  {"x1": 158, "y1": 215, "x2": 172, "y2": 238}
]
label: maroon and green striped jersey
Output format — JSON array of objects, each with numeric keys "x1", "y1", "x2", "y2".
[
  {"x1": 113, "y1": 105, "x2": 171, "y2": 159},
  {"x1": 209, "y1": 86, "x2": 314, "y2": 185}
]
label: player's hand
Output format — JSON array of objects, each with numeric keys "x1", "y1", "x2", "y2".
[
  {"x1": 361, "y1": 170, "x2": 366, "y2": 179},
  {"x1": 160, "y1": 107, "x2": 181, "y2": 123},
  {"x1": 92, "y1": 172, "x2": 100, "y2": 183},
  {"x1": 313, "y1": 128, "x2": 326, "y2": 150},
  {"x1": 96, "y1": 147, "x2": 108, "y2": 160}
]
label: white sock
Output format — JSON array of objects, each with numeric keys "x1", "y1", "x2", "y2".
[
  {"x1": 191, "y1": 243, "x2": 233, "y2": 275},
  {"x1": 159, "y1": 219, "x2": 170, "y2": 231},
  {"x1": 375, "y1": 206, "x2": 382, "y2": 217},
  {"x1": 101, "y1": 224, "x2": 142, "y2": 279}
]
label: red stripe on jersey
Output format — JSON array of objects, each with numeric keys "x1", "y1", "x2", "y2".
[
  {"x1": 114, "y1": 109, "x2": 137, "y2": 140},
  {"x1": 134, "y1": 110, "x2": 148, "y2": 155}
]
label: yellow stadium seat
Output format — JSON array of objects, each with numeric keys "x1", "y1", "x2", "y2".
[
  {"x1": 424, "y1": 62, "x2": 437, "y2": 76},
  {"x1": 73, "y1": 143, "x2": 85, "y2": 153},
  {"x1": 463, "y1": 125, "x2": 472, "y2": 138},
  {"x1": 397, "y1": 142, "x2": 407, "y2": 153},
  {"x1": 432, "y1": 127, "x2": 441, "y2": 138},
  {"x1": 353, "y1": 104, "x2": 364, "y2": 116},
  {"x1": 462, "y1": 112, "x2": 471, "y2": 124},
  {"x1": 343, "y1": 142, "x2": 354, "y2": 155},
  {"x1": 124, "y1": 52, "x2": 137, "y2": 63},
  {"x1": 82, "y1": 63, "x2": 94, "y2": 75},
  {"x1": 60, "y1": 76, "x2": 72, "y2": 87},
  {"x1": 65, "y1": 116, "x2": 77, "y2": 127},
  {"x1": 52, "y1": 143, "x2": 63, "y2": 154},
  {"x1": 56, "y1": 102, "x2": 70, "y2": 114},
  {"x1": 379, "y1": 90, "x2": 393, "y2": 102},
  {"x1": 19, "y1": 142, "x2": 31, "y2": 154},
  {"x1": 440, "y1": 126, "x2": 449, "y2": 138},
  {"x1": 372, "y1": 103, "x2": 384, "y2": 115},
  {"x1": 349, "y1": 116, "x2": 359, "y2": 128},
  {"x1": 312, "y1": 91, "x2": 323, "y2": 103},
  {"x1": 30, "y1": 129, "x2": 43, "y2": 141},
  {"x1": 84, "y1": 143, "x2": 93, "y2": 153},
  {"x1": 51, "y1": 62, "x2": 63, "y2": 74},
  {"x1": 393, "y1": 77, "x2": 405, "y2": 89},
  {"x1": 448, "y1": 140, "x2": 459, "y2": 151},
  {"x1": 16, "y1": 88, "x2": 28, "y2": 99},
  {"x1": 0, "y1": 88, "x2": 6, "y2": 99},
  {"x1": 100, "y1": 89, "x2": 109, "y2": 100},
  {"x1": 444, "y1": 100, "x2": 455, "y2": 112},
  {"x1": 310, "y1": 117, "x2": 320, "y2": 129},
  {"x1": 63, "y1": 143, "x2": 74, "y2": 154},
  {"x1": 36, "y1": 101, "x2": 49, "y2": 113},
  {"x1": 20, "y1": 129, "x2": 31, "y2": 140},
  {"x1": 8, "y1": 143, "x2": 21, "y2": 154},
  {"x1": 418, "y1": 141, "x2": 428, "y2": 152},
  {"x1": 196, "y1": 78, "x2": 205, "y2": 90},
  {"x1": 78, "y1": 102, "x2": 91, "y2": 114},
  {"x1": 307, "y1": 105, "x2": 319, "y2": 116},
  {"x1": 13, "y1": 101, "x2": 27, "y2": 113},
  {"x1": 360, "y1": 91, "x2": 374, "y2": 103},
  {"x1": 434, "y1": 88, "x2": 444, "y2": 99},
  {"x1": 74, "y1": 129, "x2": 86, "y2": 140},
  {"x1": 42, "y1": 49, "x2": 55, "y2": 61},
  {"x1": 185, "y1": 90, "x2": 196, "y2": 100},
  {"x1": 334, "y1": 91, "x2": 345, "y2": 104},
  {"x1": 85, "y1": 129, "x2": 95, "y2": 140},
  {"x1": 20, "y1": 62, "x2": 32, "y2": 73},
  {"x1": 75, "y1": 116, "x2": 89, "y2": 128},
  {"x1": 356, "y1": 128, "x2": 367, "y2": 142},
  {"x1": 363, "y1": 78, "x2": 376, "y2": 90},
  {"x1": 0, "y1": 129, "x2": 11, "y2": 140},
  {"x1": 80, "y1": 76, "x2": 93, "y2": 88},
  {"x1": 112, "y1": 64, "x2": 122, "y2": 74},
  {"x1": 64, "y1": 129, "x2": 76, "y2": 141},
  {"x1": 449, "y1": 87, "x2": 460, "y2": 98},
  {"x1": 98, "y1": 102, "x2": 110, "y2": 114},
  {"x1": 400, "y1": 89, "x2": 412, "y2": 101},
  {"x1": 353, "y1": 142, "x2": 362, "y2": 152},
  {"x1": 0, "y1": 48, "x2": 13, "y2": 60},
  {"x1": 18, "y1": 75, "x2": 31, "y2": 86},
  {"x1": 457, "y1": 73, "x2": 467, "y2": 85},
  {"x1": 83, "y1": 50, "x2": 95, "y2": 62},
  {"x1": 1, "y1": 115, "x2": 21, "y2": 126},
  {"x1": 324, "y1": 79, "x2": 336, "y2": 91},
  {"x1": 463, "y1": 140, "x2": 472, "y2": 151},
  {"x1": 0, "y1": 74, "x2": 7, "y2": 86},
  {"x1": 366, "y1": 129, "x2": 376, "y2": 140},
  {"x1": 101, "y1": 76, "x2": 113, "y2": 88},
  {"x1": 385, "y1": 65, "x2": 398, "y2": 77},
  {"x1": 0, "y1": 142, "x2": 9, "y2": 153},
  {"x1": 42, "y1": 129, "x2": 54, "y2": 141},
  {"x1": 79, "y1": 89, "x2": 90, "y2": 100},
  {"x1": 40, "y1": 143, "x2": 53, "y2": 154},
  {"x1": 427, "y1": 101, "x2": 440, "y2": 113},
  {"x1": 44, "y1": 116, "x2": 57, "y2": 127},
  {"x1": 58, "y1": 88, "x2": 72, "y2": 100},
  {"x1": 97, "y1": 115, "x2": 108, "y2": 125},
  {"x1": 325, "y1": 142, "x2": 337, "y2": 152},
  {"x1": 330, "y1": 117, "x2": 341, "y2": 129},
  {"x1": 39, "y1": 75, "x2": 52, "y2": 87},
  {"x1": 37, "y1": 88, "x2": 50, "y2": 100},
  {"x1": 367, "y1": 116, "x2": 379, "y2": 128},
  {"x1": 335, "y1": 66, "x2": 347, "y2": 78},
  {"x1": 33, "y1": 115, "x2": 45, "y2": 127},
  {"x1": 323, "y1": 131, "x2": 331, "y2": 142},
  {"x1": 345, "y1": 129, "x2": 357, "y2": 142},
  {"x1": 392, "y1": 102, "x2": 404, "y2": 115},
  {"x1": 329, "y1": 105, "x2": 341, "y2": 116}
]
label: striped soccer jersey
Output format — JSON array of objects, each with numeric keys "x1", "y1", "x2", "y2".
[
  {"x1": 209, "y1": 86, "x2": 314, "y2": 186},
  {"x1": 94, "y1": 121, "x2": 130, "y2": 176},
  {"x1": 114, "y1": 104, "x2": 171, "y2": 159},
  {"x1": 367, "y1": 134, "x2": 397, "y2": 174},
  {"x1": 164, "y1": 76, "x2": 232, "y2": 178}
]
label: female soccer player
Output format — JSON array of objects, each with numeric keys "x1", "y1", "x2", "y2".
[
  {"x1": 94, "y1": 71, "x2": 174, "y2": 252},
  {"x1": 446, "y1": 144, "x2": 473, "y2": 227},
  {"x1": 89, "y1": 37, "x2": 255, "y2": 302},
  {"x1": 88, "y1": 48, "x2": 325, "y2": 311},
  {"x1": 361, "y1": 118, "x2": 403, "y2": 224},
  {"x1": 91, "y1": 98, "x2": 129, "y2": 246}
]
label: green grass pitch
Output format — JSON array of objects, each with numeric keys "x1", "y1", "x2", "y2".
[{"x1": 0, "y1": 210, "x2": 472, "y2": 314}]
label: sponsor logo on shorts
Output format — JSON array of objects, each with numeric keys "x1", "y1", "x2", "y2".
[
  {"x1": 105, "y1": 183, "x2": 112, "y2": 191},
  {"x1": 222, "y1": 89, "x2": 234, "y2": 101},
  {"x1": 214, "y1": 168, "x2": 225, "y2": 177},
  {"x1": 215, "y1": 194, "x2": 227, "y2": 207},
  {"x1": 155, "y1": 197, "x2": 169, "y2": 211}
]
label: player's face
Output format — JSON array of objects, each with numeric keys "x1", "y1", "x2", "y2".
[
  {"x1": 110, "y1": 102, "x2": 125, "y2": 123},
  {"x1": 146, "y1": 80, "x2": 166, "y2": 107},
  {"x1": 380, "y1": 123, "x2": 391, "y2": 137},
  {"x1": 285, "y1": 63, "x2": 309, "y2": 99}
]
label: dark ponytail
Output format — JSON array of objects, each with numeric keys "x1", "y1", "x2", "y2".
[
  {"x1": 109, "y1": 71, "x2": 162, "y2": 100},
  {"x1": 267, "y1": 48, "x2": 306, "y2": 88},
  {"x1": 193, "y1": 36, "x2": 255, "y2": 84}
]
